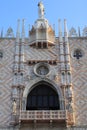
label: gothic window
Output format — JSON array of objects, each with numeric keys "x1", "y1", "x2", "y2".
[
  {"x1": 26, "y1": 82, "x2": 60, "y2": 110},
  {"x1": 0, "y1": 52, "x2": 3, "y2": 58},
  {"x1": 73, "y1": 49, "x2": 82, "y2": 59}
]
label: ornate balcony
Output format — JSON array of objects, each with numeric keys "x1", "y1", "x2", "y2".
[{"x1": 19, "y1": 110, "x2": 67, "y2": 123}]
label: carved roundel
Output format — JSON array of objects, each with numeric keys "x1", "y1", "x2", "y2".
[
  {"x1": 71, "y1": 48, "x2": 84, "y2": 59},
  {"x1": 34, "y1": 62, "x2": 50, "y2": 77}
]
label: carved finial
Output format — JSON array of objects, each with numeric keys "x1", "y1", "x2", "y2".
[
  {"x1": 38, "y1": 1, "x2": 45, "y2": 19},
  {"x1": 6, "y1": 27, "x2": 14, "y2": 37},
  {"x1": 69, "y1": 27, "x2": 77, "y2": 37}
]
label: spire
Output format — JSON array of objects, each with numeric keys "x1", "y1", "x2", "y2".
[
  {"x1": 58, "y1": 19, "x2": 62, "y2": 32},
  {"x1": 22, "y1": 19, "x2": 25, "y2": 41},
  {"x1": 58, "y1": 19, "x2": 65, "y2": 71},
  {"x1": 16, "y1": 19, "x2": 20, "y2": 40},
  {"x1": 64, "y1": 19, "x2": 68, "y2": 38},
  {"x1": 38, "y1": 1, "x2": 45, "y2": 19},
  {"x1": 64, "y1": 19, "x2": 70, "y2": 70},
  {"x1": 64, "y1": 19, "x2": 67, "y2": 32},
  {"x1": 64, "y1": 19, "x2": 69, "y2": 53},
  {"x1": 1, "y1": 28, "x2": 3, "y2": 38},
  {"x1": 14, "y1": 19, "x2": 20, "y2": 72},
  {"x1": 19, "y1": 19, "x2": 25, "y2": 72},
  {"x1": 78, "y1": 26, "x2": 81, "y2": 37},
  {"x1": 58, "y1": 19, "x2": 63, "y2": 42}
]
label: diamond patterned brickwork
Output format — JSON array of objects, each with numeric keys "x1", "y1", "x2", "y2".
[
  {"x1": 0, "y1": 39, "x2": 15, "y2": 126},
  {"x1": 0, "y1": 37, "x2": 87, "y2": 127},
  {"x1": 69, "y1": 38, "x2": 87, "y2": 126},
  {"x1": 25, "y1": 45, "x2": 58, "y2": 61}
]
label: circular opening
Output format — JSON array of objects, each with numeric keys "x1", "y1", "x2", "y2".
[{"x1": 34, "y1": 62, "x2": 50, "y2": 77}]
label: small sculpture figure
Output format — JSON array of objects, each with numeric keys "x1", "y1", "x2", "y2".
[
  {"x1": 38, "y1": 1, "x2": 45, "y2": 19},
  {"x1": 55, "y1": 74, "x2": 59, "y2": 82},
  {"x1": 13, "y1": 100, "x2": 17, "y2": 114},
  {"x1": 67, "y1": 87, "x2": 72, "y2": 98},
  {"x1": 67, "y1": 100, "x2": 73, "y2": 112}
]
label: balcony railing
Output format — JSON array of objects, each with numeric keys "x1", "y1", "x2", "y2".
[{"x1": 19, "y1": 110, "x2": 67, "y2": 121}]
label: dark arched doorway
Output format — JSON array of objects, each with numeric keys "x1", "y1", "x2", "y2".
[{"x1": 26, "y1": 82, "x2": 60, "y2": 110}]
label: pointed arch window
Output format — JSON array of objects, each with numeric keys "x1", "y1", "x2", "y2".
[{"x1": 26, "y1": 82, "x2": 60, "y2": 110}]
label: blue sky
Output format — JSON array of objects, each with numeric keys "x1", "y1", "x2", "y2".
[{"x1": 0, "y1": 0, "x2": 87, "y2": 36}]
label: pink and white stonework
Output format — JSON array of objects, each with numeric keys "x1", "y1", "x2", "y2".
[{"x1": 0, "y1": 2, "x2": 87, "y2": 130}]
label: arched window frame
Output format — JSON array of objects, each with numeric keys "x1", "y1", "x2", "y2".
[{"x1": 26, "y1": 82, "x2": 60, "y2": 110}]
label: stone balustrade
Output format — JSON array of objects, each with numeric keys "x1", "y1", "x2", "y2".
[{"x1": 19, "y1": 110, "x2": 67, "y2": 121}]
